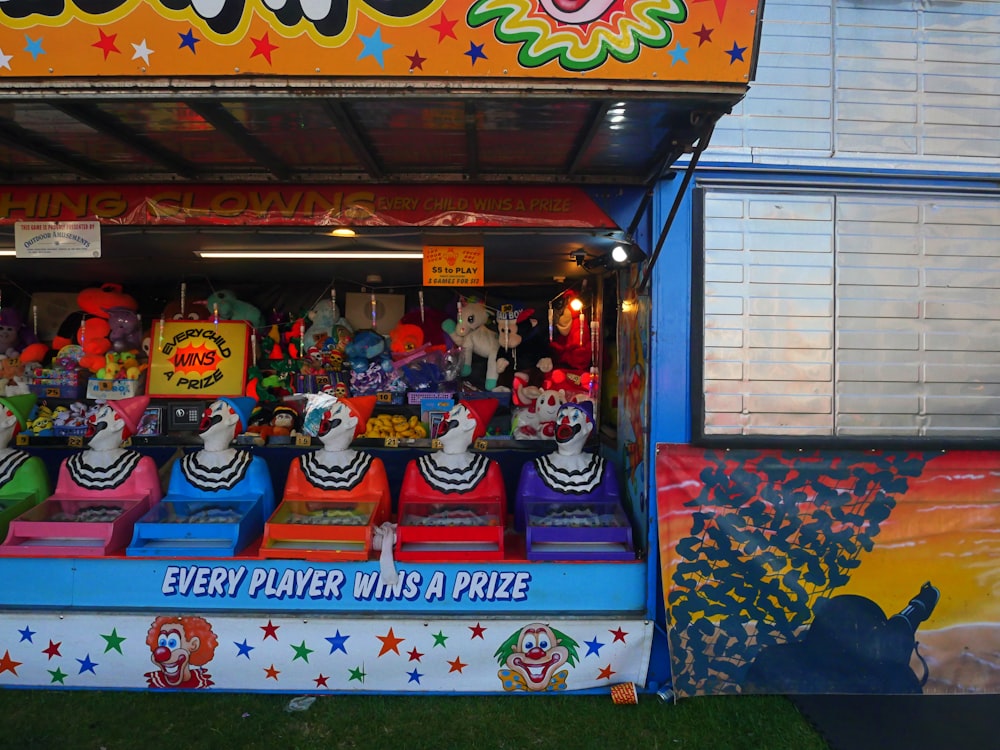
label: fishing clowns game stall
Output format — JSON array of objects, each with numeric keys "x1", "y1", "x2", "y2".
[{"x1": 0, "y1": 1, "x2": 764, "y2": 695}]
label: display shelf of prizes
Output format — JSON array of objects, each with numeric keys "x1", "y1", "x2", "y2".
[
  {"x1": 0, "y1": 494, "x2": 151, "y2": 557},
  {"x1": 395, "y1": 495, "x2": 505, "y2": 562},
  {"x1": 259, "y1": 494, "x2": 382, "y2": 562},
  {"x1": 523, "y1": 500, "x2": 635, "y2": 561},
  {"x1": 126, "y1": 496, "x2": 263, "y2": 558}
]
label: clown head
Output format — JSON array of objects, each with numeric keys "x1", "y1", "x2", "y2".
[
  {"x1": 436, "y1": 399, "x2": 498, "y2": 455},
  {"x1": 145, "y1": 615, "x2": 218, "y2": 689},
  {"x1": 86, "y1": 402, "x2": 126, "y2": 449},
  {"x1": 554, "y1": 401, "x2": 594, "y2": 455},
  {"x1": 198, "y1": 397, "x2": 253, "y2": 448}
]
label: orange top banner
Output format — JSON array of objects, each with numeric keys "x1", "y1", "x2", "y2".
[{"x1": 0, "y1": 0, "x2": 762, "y2": 81}]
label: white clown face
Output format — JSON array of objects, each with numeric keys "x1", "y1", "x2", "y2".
[
  {"x1": 554, "y1": 404, "x2": 593, "y2": 453},
  {"x1": 199, "y1": 399, "x2": 239, "y2": 438},
  {"x1": 437, "y1": 403, "x2": 477, "y2": 453},
  {"x1": 303, "y1": 396, "x2": 357, "y2": 447},
  {"x1": 87, "y1": 403, "x2": 125, "y2": 448}
]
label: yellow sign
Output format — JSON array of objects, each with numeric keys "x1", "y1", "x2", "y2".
[
  {"x1": 147, "y1": 320, "x2": 249, "y2": 399},
  {"x1": 423, "y1": 245, "x2": 485, "y2": 287}
]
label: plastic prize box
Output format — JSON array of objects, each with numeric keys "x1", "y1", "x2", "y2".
[
  {"x1": 126, "y1": 496, "x2": 263, "y2": 557},
  {"x1": 0, "y1": 494, "x2": 152, "y2": 557},
  {"x1": 0, "y1": 492, "x2": 42, "y2": 542},
  {"x1": 395, "y1": 495, "x2": 504, "y2": 562},
  {"x1": 523, "y1": 500, "x2": 635, "y2": 561},
  {"x1": 259, "y1": 495, "x2": 381, "y2": 561}
]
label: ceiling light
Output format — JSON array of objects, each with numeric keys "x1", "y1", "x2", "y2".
[
  {"x1": 0, "y1": 250, "x2": 16, "y2": 257},
  {"x1": 195, "y1": 250, "x2": 423, "y2": 260},
  {"x1": 611, "y1": 244, "x2": 629, "y2": 263},
  {"x1": 329, "y1": 228, "x2": 356, "y2": 237}
]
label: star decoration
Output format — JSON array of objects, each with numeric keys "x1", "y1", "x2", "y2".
[
  {"x1": 291, "y1": 640, "x2": 314, "y2": 663},
  {"x1": 465, "y1": 42, "x2": 487, "y2": 65},
  {"x1": 234, "y1": 639, "x2": 254, "y2": 659},
  {"x1": 468, "y1": 623, "x2": 486, "y2": 640},
  {"x1": 669, "y1": 42, "x2": 689, "y2": 65},
  {"x1": 584, "y1": 636, "x2": 605, "y2": 657},
  {"x1": 0, "y1": 48, "x2": 12, "y2": 70},
  {"x1": 92, "y1": 29, "x2": 120, "y2": 61},
  {"x1": 325, "y1": 630, "x2": 350, "y2": 654},
  {"x1": 131, "y1": 39, "x2": 154, "y2": 66},
  {"x1": 609, "y1": 627, "x2": 628, "y2": 644},
  {"x1": 376, "y1": 627, "x2": 404, "y2": 657},
  {"x1": 101, "y1": 628, "x2": 126, "y2": 654},
  {"x1": 726, "y1": 41, "x2": 747, "y2": 64},
  {"x1": 178, "y1": 28, "x2": 200, "y2": 53},
  {"x1": 43, "y1": 641, "x2": 62, "y2": 660},
  {"x1": 48, "y1": 667, "x2": 67, "y2": 684},
  {"x1": 358, "y1": 27, "x2": 391, "y2": 69},
  {"x1": 431, "y1": 631, "x2": 448, "y2": 648},
  {"x1": 407, "y1": 50, "x2": 427, "y2": 71},
  {"x1": 430, "y1": 12, "x2": 458, "y2": 42},
  {"x1": 694, "y1": 24, "x2": 714, "y2": 46},
  {"x1": 447, "y1": 656, "x2": 467, "y2": 673},
  {"x1": 693, "y1": 0, "x2": 730, "y2": 22},
  {"x1": 407, "y1": 647, "x2": 424, "y2": 662},
  {"x1": 250, "y1": 32, "x2": 279, "y2": 65},
  {"x1": 348, "y1": 665, "x2": 366, "y2": 683},
  {"x1": 598, "y1": 664, "x2": 616, "y2": 680},
  {"x1": 0, "y1": 650, "x2": 22, "y2": 676},
  {"x1": 407, "y1": 668, "x2": 423, "y2": 684},
  {"x1": 18, "y1": 625, "x2": 35, "y2": 643},
  {"x1": 314, "y1": 673, "x2": 330, "y2": 688},
  {"x1": 24, "y1": 35, "x2": 45, "y2": 61},
  {"x1": 264, "y1": 664, "x2": 280, "y2": 680},
  {"x1": 76, "y1": 653, "x2": 98, "y2": 675},
  {"x1": 261, "y1": 620, "x2": 280, "y2": 641}
]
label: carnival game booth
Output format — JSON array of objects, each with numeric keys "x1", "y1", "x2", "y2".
[{"x1": 0, "y1": 1, "x2": 764, "y2": 694}]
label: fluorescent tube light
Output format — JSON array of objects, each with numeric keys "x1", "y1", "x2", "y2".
[
  {"x1": 0, "y1": 250, "x2": 16, "y2": 257},
  {"x1": 195, "y1": 251, "x2": 423, "y2": 260}
]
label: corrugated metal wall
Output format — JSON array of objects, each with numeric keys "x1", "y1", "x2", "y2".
[
  {"x1": 695, "y1": 1, "x2": 1000, "y2": 439},
  {"x1": 702, "y1": 189, "x2": 1000, "y2": 437},
  {"x1": 709, "y1": 0, "x2": 1000, "y2": 170}
]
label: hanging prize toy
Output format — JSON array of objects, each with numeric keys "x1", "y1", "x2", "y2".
[
  {"x1": 590, "y1": 318, "x2": 599, "y2": 369},
  {"x1": 157, "y1": 317, "x2": 165, "y2": 352},
  {"x1": 418, "y1": 289, "x2": 425, "y2": 324},
  {"x1": 370, "y1": 291, "x2": 377, "y2": 330},
  {"x1": 213, "y1": 303, "x2": 220, "y2": 330},
  {"x1": 331, "y1": 285, "x2": 337, "y2": 320},
  {"x1": 548, "y1": 302, "x2": 554, "y2": 341},
  {"x1": 33, "y1": 305, "x2": 38, "y2": 337},
  {"x1": 579, "y1": 308, "x2": 585, "y2": 347},
  {"x1": 180, "y1": 282, "x2": 187, "y2": 318}
]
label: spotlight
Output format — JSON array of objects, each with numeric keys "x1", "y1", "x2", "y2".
[
  {"x1": 570, "y1": 249, "x2": 587, "y2": 267},
  {"x1": 611, "y1": 244, "x2": 629, "y2": 263},
  {"x1": 610, "y1": 242, "x2": 645, "y2": 266}
]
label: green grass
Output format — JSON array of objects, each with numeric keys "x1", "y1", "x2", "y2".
[{"x1": 0, "y1": 690, "x2": 827, "y2": 750}]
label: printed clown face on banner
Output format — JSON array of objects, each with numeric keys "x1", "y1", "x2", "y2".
[
  {"x1": 498, "y1": 623, "x2": 573, "y2": 692},
  {"x1": 554, "y1": 403, "x2": 593, "y2": 451},
  {"x1": 144, "y1": 615, "x2": 218, "y2": 690},
  {"x1": 436, "y1": 402, "x2": 477, "y2": 451},
  {"x1": 539, "y1": 0, "x2": 617, "y2": 24}
]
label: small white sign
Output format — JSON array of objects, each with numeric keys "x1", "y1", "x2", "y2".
[{"x1": 14, "y1": 221, "x2": 101, "y2": 258}]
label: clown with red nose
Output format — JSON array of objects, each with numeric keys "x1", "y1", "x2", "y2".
[
  {"x1": 513, "y1": 400, "x2": 621, "y2": 531},
  {"x1": 52, "y1": 394, "x2": 162, "y2": 506}
]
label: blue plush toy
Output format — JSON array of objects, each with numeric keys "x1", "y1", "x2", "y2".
[
  {"x1": 205, "y1": 289, "x2": 264, "y2": 330},
  {"x1": 345, "y1": 330, "x2": 394, "y2": 395}
]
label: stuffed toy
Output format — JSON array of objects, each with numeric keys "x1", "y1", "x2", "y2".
[
  {"x1": 303, "y1": 298, "x2": 352, "y2": 349},
  {"x1": 389, "y1": 322, "x2": 424, "y2": 355},
  {"x1": 512, "y1": 387, "x2": 566, "y2": 439},
  {"x1": 549, "y1": 293, "x2": 593, "y2": 372},
  {"x1": 494, "y1": 306, "x2": 551, "y2": 391},
  {"x1": 399, "y1": 307, "x2": 452, "y2": 349},
  {"x1": 441, "y1": 299, "x2": 501, "y2": 390},
  {"x1": 0, "y1": 308, "x2": 38, "y2": 358},
  {"x1": 40, "y1": 284, "x2": 139, "y2": 373},
  {"x1": 345, "y1": 330, "x2": 394, "y2": 395},
  {"x1": 204, "y1": 289, "x2": 264, "y2": 330},
  {"x1": 107, "y1": 307, "x2": 143, "y2": 352}
]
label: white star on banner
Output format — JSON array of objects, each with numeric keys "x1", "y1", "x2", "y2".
[
  {"x1": 131, "y1": 39, "x2": 153, "y2": 66},
  {"x1": 0, "y1": 49, "x2": 12, "y2": 71}
]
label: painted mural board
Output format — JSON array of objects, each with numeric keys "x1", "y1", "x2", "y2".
[
  {"x1": 0, "y1": 1, "x2": 762, "y2": 82},
  {"x1": 656, "y1": 444, "x2": 1000, "y2": 697},
  {"x1": 147, "y1": 319, "x2": 250, "y2": 398}
]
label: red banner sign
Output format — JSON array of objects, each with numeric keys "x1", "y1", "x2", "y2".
[{"x1": 0, "y1": 185, "x2": 618, "y2": 229}]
